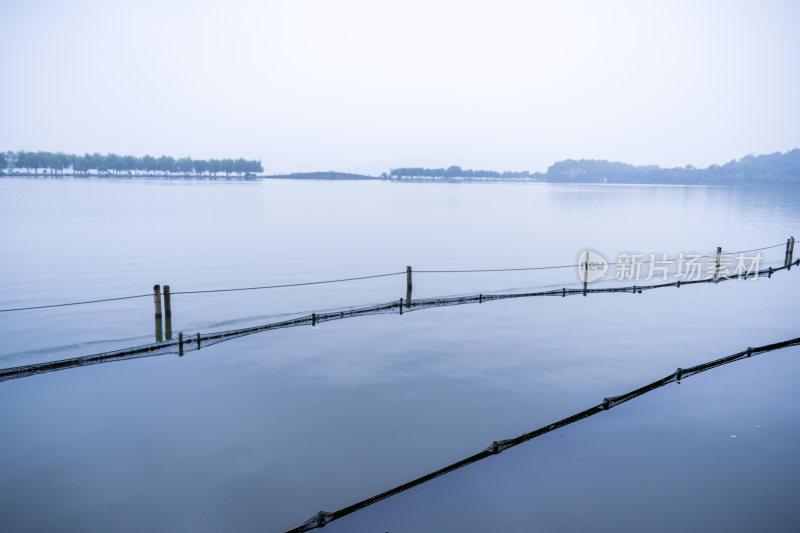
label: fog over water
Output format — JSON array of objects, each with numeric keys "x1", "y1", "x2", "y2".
[{"x1": 1, "y1": 1, "x2": 799, "y2": 173}]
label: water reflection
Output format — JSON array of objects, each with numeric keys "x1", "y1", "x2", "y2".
[{"x1": 286, "y1": 334, "x2": 800, "y2": 533}]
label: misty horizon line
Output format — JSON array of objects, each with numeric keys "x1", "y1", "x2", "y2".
[{"x1": 3, "y1": 147, "x2": 799, "y2": 178}]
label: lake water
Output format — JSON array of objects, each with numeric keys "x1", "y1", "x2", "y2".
[{"x1": 1, "y1": 178, "x2": 799, "y2": 532}]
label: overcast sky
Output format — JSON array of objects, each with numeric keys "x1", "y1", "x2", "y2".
[{"x1": 2, "y1": 0, "x2": 799, "y2": 174}]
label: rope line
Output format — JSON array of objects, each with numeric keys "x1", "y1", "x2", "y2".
[
  {"x1": 0, "y1": 273, "x2": 404, "y2": 313},
  {"x1": 1, "y1": 259, "x2": 796, "y2": 384},
  {"x1": 415, "y1": 241, "x2": 786, "y2": 273},
  {"x1": 0, "y1": 240, "x2": 788, "y2": 313},
  {"x1": 170, "y1": 272, "x2": 405, "y2": 295},
  {"x1": 0, "y1": 293, "x2": 152, "y2": 313},
  {"x1": 286, "y1": 334, "x2": 800, "y2": 532}
]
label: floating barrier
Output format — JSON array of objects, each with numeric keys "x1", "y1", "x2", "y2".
[
  {"x1": 0, "y1": 258, "x2": 797, "y2": 384},
  {"x1": 288, "y1": 334, "x2": 800, "y2": 532}
]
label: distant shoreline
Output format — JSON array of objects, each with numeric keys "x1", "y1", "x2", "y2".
[
  {"x1": 3, "y1": 147, "x2": 799, "y2": 184},
  {"x1": 4, "y1": 172, "x2": 799, "y2": 186}
]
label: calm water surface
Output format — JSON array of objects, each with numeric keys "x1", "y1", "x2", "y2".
[{"x1": 0, "y1": 178, "x2": 799, "y2": 532}]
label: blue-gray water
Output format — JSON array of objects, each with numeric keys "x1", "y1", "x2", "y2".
[{"x1": 1, "y1": 178, "x2": 799, "y2": 532}]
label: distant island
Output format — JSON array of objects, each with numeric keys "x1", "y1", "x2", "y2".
[{"x1": 3, "y1": 149, "x2": 799, "y2": 184}]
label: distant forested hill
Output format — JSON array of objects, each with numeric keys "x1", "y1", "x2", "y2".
[
  {"x1": 544, "y1": 150, "x2": 800, "y2": 184},
  {"x1": 388, "y1": 149, "x2": 800, "y2": 184}
]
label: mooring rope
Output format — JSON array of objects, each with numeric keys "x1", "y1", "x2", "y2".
[{"x1": 286, "y1": 334, "x2": 800, "y2": 532}]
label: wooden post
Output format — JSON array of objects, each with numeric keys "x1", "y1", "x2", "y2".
[
  {"x1": 153, "y1": 284, "x2": 162, "y2": 319},
  {"x1": 479, "y1": 294, "x2": 483, "y2": 304},
  {"x1": 583, "y1": 250, "x2": 589, "y2": 296},
  {"x1": 788, "y1": 237, "x2": 795, "y2": 270},
  {"x1": 312, "y1": 313, "x2": 316, "y2": 327},
  {"x1": 196, "y1": 332, "x2": 201, "y2": 350},
  {"x1": 163, "y1": 285, "x2": 172, "y2": 340},
  {"x1": 786, "y1": 238, "x2": 792, "y2": 267},
  {"x1": 153, "y1": 284, "x2": 163, "y2": 342},
  {"x1": 406, "y1": 266, "x2": 412, "y2": 308},
  {"x1": 714, "y1": 246, "x2": 722, "y2": 281},
  {"x1": 178, "y1": 332, "x2": 183, "y2": 357},
  {"x1": 399, "y1": 298, "x2": 403, "y2": 315}
]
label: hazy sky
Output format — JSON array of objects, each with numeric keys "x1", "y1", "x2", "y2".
[{"x1": 2, "y1": 0, "x2": 799, "y2": 174}]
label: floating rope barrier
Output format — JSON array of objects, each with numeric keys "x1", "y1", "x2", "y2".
[
  {"x1": 286, "y1": 333, "x2": 800, "y2": 532},
  {"x1": 0, "y1": 241, "x2": 787, "y2": 313},
  {"x1": 0, "y1": 259, "x2": 797, "y2": 384}
]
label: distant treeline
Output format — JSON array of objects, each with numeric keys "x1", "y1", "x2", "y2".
[
  {"x1": 388, "y1": 150, "x2": 800, "y2": 184},
  {"x1": 1, "y1": 151, "x2": 263, "y2": 176}
]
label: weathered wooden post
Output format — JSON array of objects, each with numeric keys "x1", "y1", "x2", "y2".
[
  {"x1": 153, "y1": 284, "x2": 163, "y2": 319},
  {"x1": 178, "y1": 332, "x2": 183, "y2": 357},
  {"x1": 153, "y1": 284, "x2": 163, "y2": 342},
  {"x1": 163, "y1": 285, "x2": 172, "y2": 340},
  {"x1": 785, "y1": 238, "x2": 792, "y2": 268},
  {"x1": 788, "y1": 236, "x2": 795, "y2": 270},
  {"x1": 583, "y1": 250, "x2": 589, "y2": 296},
  {"x1": 312, "y1": 312, "x2": 316, "y2": 327},
  {"x1": 406, "y1": 266, "x2": 412, "y2": 308},
  {"x1": 714, "y1": 246, "x2": 722, "y2": 281},
  {"x1": 196, "y1": 332, "x2": 201, "y2": 350},
  {"x1": 399, "y1": 298, "x2": 403, "y2": 315}
]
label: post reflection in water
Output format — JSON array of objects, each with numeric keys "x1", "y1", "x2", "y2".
[{"x1": 155, "y1": 315, "x2": 163, "y2": 343}]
